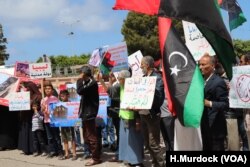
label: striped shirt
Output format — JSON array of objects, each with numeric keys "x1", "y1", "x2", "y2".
[{"x1": 32, "y1": 112, "x2": 44, "y2": 131}]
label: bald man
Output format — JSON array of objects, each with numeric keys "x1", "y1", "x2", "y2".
[{"x1": 199, "y1": 53, "x2": 228, "y2": 150}]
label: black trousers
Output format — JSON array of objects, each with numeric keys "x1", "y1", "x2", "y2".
[
  {"x1": 160, "y1": 116, "x2": 175, "y2": 151},
  {"x1": 32, "y1": 130, "x2": 46, "y2": 153}
]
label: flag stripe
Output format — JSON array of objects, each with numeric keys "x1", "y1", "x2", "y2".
[
  {"x1": 158, "y1": 17, "x2": 175, "y2": 116},
  {"x1": 184, "y1": 66, "x2": 204, "y2": 127},
  {"x1": 113, "y1": 0, "x2": 160, "y2": 15}
]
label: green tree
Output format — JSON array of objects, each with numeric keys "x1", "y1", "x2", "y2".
[
  {"x1": 0, "y1": 24, "x2": 9, "y2": 65},
  {"x1": 122, "y1": 12, "x2": 160, "y2": 59},
  {"x1": 121, "y1": 12, "x2": 183, "y2": 60},
  {"x1": 233, "y1": 39, "x2": 250, "y2": 57},
  {"x1": 36, "y1": 54, "x2": 90, "y2": 67}
]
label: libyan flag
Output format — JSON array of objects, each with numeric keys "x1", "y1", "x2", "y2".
[
  {"x1": 218, "y1": 0, "x2": 247, "y2": 31},
  {"x1": 158, "y1": 17, "x2": 204, "y2": 127},
  {"x1": 114, "y1": 0, "x2": 236, "y2": 80}
]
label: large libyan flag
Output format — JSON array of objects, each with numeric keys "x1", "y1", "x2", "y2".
[
  {"x1": 113, "y1": 0, "x2": 236, "y2": 80},
  {"x1": 158, "y1": 17, "x2": 204, "y2": 127}
]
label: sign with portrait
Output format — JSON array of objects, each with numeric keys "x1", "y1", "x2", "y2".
[
  {"x1": 14, "y1": 62, "x2": 30, "y2": 78},
  {"x1": 229, "y1": 65, "x2": 250, "y2": 108}
]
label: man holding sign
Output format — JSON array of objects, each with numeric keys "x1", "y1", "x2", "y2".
[{"x1": 139, "y1": 56, "x2": 165, "y2": 167}]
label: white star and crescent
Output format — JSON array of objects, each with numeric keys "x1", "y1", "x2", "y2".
[{"x1": 168, "y1": 51, "x2": 188, "y2": 76}]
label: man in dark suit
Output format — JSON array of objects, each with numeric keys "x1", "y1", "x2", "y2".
[{"x1": 199, "y1": 53, "x2": 228, "y2": 151}]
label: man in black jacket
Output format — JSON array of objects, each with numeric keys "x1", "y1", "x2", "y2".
[
  {"x1": 77, "y1": 66, "x2": 102, "y2": 166},
  {"x1": 140, "y1": 56, "x2": 165, "y2": 167}
]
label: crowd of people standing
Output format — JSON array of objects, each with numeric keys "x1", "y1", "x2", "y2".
[{"x1": 0, "y1": 53, "x2": 250, "y2": 167}]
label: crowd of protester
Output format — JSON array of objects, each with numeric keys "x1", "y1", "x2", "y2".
[{"x1": 0, "y1": 53, "x2": 250, "y2": 167}]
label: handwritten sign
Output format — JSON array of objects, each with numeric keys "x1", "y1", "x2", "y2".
[
  {"x1": 49, "y1": 102, "x2": 82, "y2": 127},
  {"x1": 29, "y1": 62, "x2": 52, "y2": 79},
  {"x1": 120, "y1": 76, "x2": 156, "y2": 109},
  {"x1": 8, "y1": 92, "x2": 30, "y2": 111},
  {"x1": 128, "y1": 50, "x2": 144, "y2": 77},
  {"x1": 183, "y1": 21, "x2": 215, "y2": 61},
  {"x1": 229, "y1": 65, "x2": 250, "y2": 108}
]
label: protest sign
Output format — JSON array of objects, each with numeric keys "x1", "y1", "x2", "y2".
[
  {"x1": 88, "y1": 48, "x2": 102, "y2": 67},
  {"x1": 0, "y1": 72, "x2": 19, "y2": 106},
  {"x1": 229, "y1": 65, "x2": 250, "y2": 108},
  {"x1": 29, "y1": 62, "x2": 52, "y2": 79},
  {"x1": 100, "y1": 42, "x2": 128, "y2": 75},
  {"x1": 8, "y1": 92, "x2": 30, "y2": 111},
  {"x1": 49, "y1": 102, "x2": 82, "y2": 127},
  {"x1": 15, "y1": 62, "x2": 30, "y2": 77},
  {"x1": 120, "y1": 76, "x2": 156, "y2": 109},
  {"x1": 128, "y1": 50, "x2": 144, "y2": 77},
  {"x1": 183, "y1": 21, "x2": 215, "y2": 61}
]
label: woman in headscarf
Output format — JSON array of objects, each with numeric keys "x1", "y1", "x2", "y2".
[{"x1": 18, "y1": 81, "x2": 42, "y2": 155}]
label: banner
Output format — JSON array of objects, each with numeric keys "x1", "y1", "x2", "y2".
[
  {"x1": 29, "y1": 62, "x2": 52, "y2": 79},
  {"x1": 0, "y1": 72, "x2": 19, "y2": 106},
  {"x1": 120, "y1": 76, "x2": 156, "y2": 109},
  {"x1": 128, "y1": 50, "x2": 144, "y2": 77},
  {"x1": 8, "y1": 91, "x2": 30, "y2": 111},
  {"x1": 182, "y1": 21, "x2": 215, "y2": 61},
  {"x1": 49, "y1": 102, "x2": 82, "y2": 127},
  {"x1": 229, "y1": 65, "x2": 250, "y2": 108}
]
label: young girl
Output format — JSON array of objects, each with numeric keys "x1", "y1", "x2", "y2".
[
  {"x1": 58, "y1": 90, "x2": 77, "y2": 160},
  {"x1": 31, "y1": 101, "x2": 47, "y2": 156}
]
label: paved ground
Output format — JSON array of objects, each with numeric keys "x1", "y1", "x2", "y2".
[{"x1": 0, "y1": 148, "x2": 152, "y2": 167}]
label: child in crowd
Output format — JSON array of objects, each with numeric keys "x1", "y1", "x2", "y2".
[
  {"x1": 41, "y1": 81, "x2": 63, "y2": 159},
  {"x1": 58, "y1": 90, "x2": 77, "y2": 160},
  {"x1": 31, "y1": 101, "x2": 47, "y2": 157}
]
